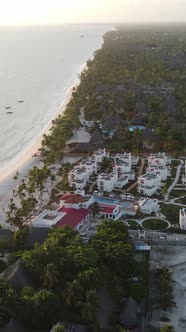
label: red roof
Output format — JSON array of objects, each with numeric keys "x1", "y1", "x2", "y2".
[
  {"x1": 99, "y1": 204, "x2": 116, "y2": 214},
  {"x1": 60, "y1": 194, "x2": 84, "y2": 204},
  {"x1": 55, "y1": 207, "x2": 90, "y2": 229}
]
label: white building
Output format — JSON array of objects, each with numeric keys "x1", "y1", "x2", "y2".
[
  {"x1": 115, "y1": 152, "x2": 132, "y2": 169},
  {"x1": 123, "y1": 171, "x2": 135, "y2": 181},
  {"x1": 59, "y1": 193, "x2": 93, "y2": 209},
  {"x1": 80, "y1": 157, "x2": 98, "y2": 175},
  {"x1": 97, "y1": 172, "x2": 118, "y2": 192},
  {"x1": 148, "y1": 152, "x2": 167, "y2": 167},
  {"x1": 32, "y1": 210, "x2": 65, "y2": 228},
  {"x1": 138, "y1": 197, "x2": 160, "y2": 214},
  {"x1": 182, "y1": 161, "x2": 186, "y2": 188},
  {"x1": 68, "y1": 166, "x2": 89, "y2": 187},
  {"x1": 179, "y1": 208, "x2": 186, "y2": 230},
  {"x1": 113, "y1": 159, "x2": 131, "y2": 175},
  {"x1": 138, "y1": 173, "x2": 161, "y2": 190},
  {"x1": 115, "y1": 176, "x2": 129, "y2": 189},
  {"x1": 70, "y1": 179, "x2": 87, "y2": 190},
  {"x1": 131, "y1": 155, "x2": 139, "y2": 166},
  {"x1": 94, "y1": 149, "x2": 110, "y2": 163},
  {"x1": 146, "y1": 165, "x2": 170, "y2": 181},
  {"x1": 137, "y1": 185, "x2": 157, "y2": 197},
  {"x1": 98, "y1": 204, "x2": 122, "y2": 220}
]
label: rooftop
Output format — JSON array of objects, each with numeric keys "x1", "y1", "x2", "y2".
[
  {"x1": 139, "y1": 185, "x2": 156, "y2": 190},
  {"x1": 99, "y1": 173, "x2": 116, "y2": 181},
  {"x1": 71, "y1": 167, "x2": 87, "y2": 174},
  {"x1": 56, "y1": 207, "x2": 90, "y2": 228},
  {"x1": 99, "y1": 204, "x2": 116, "y2": 213},
  {"x1": 60, "y1": 194, "x2": 85, "y2": 204},
  {"x1": 140, "y1": 173, "x2": 159, "y2": 180},
  {"x1": 33, "y1": 210, "x2": 65, "y2": 227},
  {"x1": 150, "y1": 152, "x2": 166, "y2": 159}
]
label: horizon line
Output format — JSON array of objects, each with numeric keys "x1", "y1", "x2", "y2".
[{"x1": 0, "y1": 21, "x2": 186, "y2": 28}]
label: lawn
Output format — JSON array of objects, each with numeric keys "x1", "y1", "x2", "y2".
[
  {"x1": 161, "y1": 204, "x2": 181, "y2": 224},
  {"x1": 142, "y1": 219, "x2": 169, "y2": 230},
  {"x1": 171, "y1": 190, "x2": 186, "y2": 198},
  {"x1": 127, "y1": 220, "x2": 139, "y2": 228},
  {"x1": 56, "y1": 177, "x2": 74, "y2": 192}
]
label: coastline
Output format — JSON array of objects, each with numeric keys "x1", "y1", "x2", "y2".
[{"x1": 0, "y1": 69, "x2": 83, "y2": 184}]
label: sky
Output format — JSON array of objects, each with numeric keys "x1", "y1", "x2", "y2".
[{"x1": 0, "y1": 0, "x2": 185, "y2": 25}]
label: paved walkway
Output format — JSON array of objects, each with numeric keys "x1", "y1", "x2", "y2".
[
  {"x1": 166, "y1": 159, "x2": 184, "y2": 199},
  {"x1": 126, "y1": 158, "x2": 145, "y2": 193}
]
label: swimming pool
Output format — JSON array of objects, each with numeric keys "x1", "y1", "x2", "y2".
[
  {"x1": 129, "y1": 125, "x2": 145, "y2": 132},
  {"x1": 120, "y1": 202, "x2": 133, "y2": 209},
  {"x1": 93, "y1": 197, "x2": 118, "y2": 205}
]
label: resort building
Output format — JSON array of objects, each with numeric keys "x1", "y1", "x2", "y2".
[
  {"x1": 97, "y1": 172, "x2": 118, "y2": 192},
  {"x1": 123, "y1": 171, "x2": 135, "y2": 181},
  {"x1": 80, "y1": 157, "x2": 98, "y2": 175},
  {"x1": 131, "y1": 155, "x2": 139, "y2": 166},
  {"x1": 32, "y1": 210, "x2": 66, "y2": 228},
  {"x1": 138, "y1": 197, "x2": 160, "y2": 214},
  {"x1": 115, "y1": 152, "x2": 132, "y2": 169},
  {"x1": 98, "y1": 204, "x2": 122, "y2": 220},
  {"x1": 59, "y1": 193, "x2": 93, "y2": 209},
  {"x1": 56, "y1": 206, "x2": 90, "y2": 231},
  {"x1": 146, "y1": 164, "x2": 170, "y2": 181},
  {"x1": 94, "y1": 148, "x2": 110, "y2": 163},
  {"x1": 115, "y1": 176, "x2": 129, "y2": 189},
  {"x1": 137, "y1": 184, "x2": 158, "y2": 197},
  {"x1": 32, "y1": 194, "x2": 91, "y2": 231},
  {"x1": 70, "y1": 179, "x2": 87, "y2": 190},
  {"x1": 138, "y1": 173, "x2": 161, "y2": 190},
  {"x1": 148, "y1": 152, "x2": 168, "y2": 167},
  {"x1": 113, "y1": 159, "x2": 131, "y2": 175},
  {"x1": 179, "y1": 208, "x2": 186, "y2": 230},
  {"x1": 68, "y1": 166, "x2": 90, "y2": 188}
]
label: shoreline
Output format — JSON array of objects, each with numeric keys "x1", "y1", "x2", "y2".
[{"x1": 0, "y1": 67, "x2": 84, "y2": 184}]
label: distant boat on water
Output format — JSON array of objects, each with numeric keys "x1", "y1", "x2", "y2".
[
  {"x1": 5, "y1": 106, "x2": 11, "y2": 109},
  {"x1": 80, "y1": 35, "x2": 84, "y2": 38},
  {"x1": 6, "y1": 111, "x2": 13, "y2": 114},
  {"x1": 18, "y1": 100, "x2": 24, "y2": 103}
]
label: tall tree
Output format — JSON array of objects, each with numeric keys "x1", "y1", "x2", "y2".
[{"x1": 41, "y1": 263, "x2": 60, "y2": 289}]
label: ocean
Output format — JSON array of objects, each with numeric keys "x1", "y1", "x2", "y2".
[{"x1": 0, "y1": 24, "x2": 110, "y2": 171}]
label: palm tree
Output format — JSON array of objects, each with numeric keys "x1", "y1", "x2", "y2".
[
  {"x1": 160, "y1": 324, "x2": 174, "y2": 332},
  {"x1": 63, "y1": 279, "x2": 83, "y2": 305},
  {"x1": 41, "y1": 263, "x2": 59, "y2": 289},
  {"x1": 51, "y1": 323, "x2": 66, "y2": 332},
  {"x1": 91, "y1": 202, "x2": 100, "y2": 222},
  {"x1": 78, "y1": 289, "x2": 97, "y2": 321}
]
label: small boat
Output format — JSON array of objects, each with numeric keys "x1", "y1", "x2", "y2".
[
  {"x1": 7, "y1": 111, "x2": 13, "y2": 114},
  {"x1": 18, "y1": 100, "x2": 24, "y2": 103},
  {"x1": 5, "y1": 106, "x2": 11, "y2": 109},
  {"x1": 80, "y1": 35, "x2": 84, "y2": 38}
]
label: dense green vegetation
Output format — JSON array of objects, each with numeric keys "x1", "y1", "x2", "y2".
[
  {"x1": 2, "y1": 221, "x2": 148, "y2": 330},
  {"x1": 156, "y1": 267, "x2": 175, "y2": 311},
  {"x1": 35, "y1": 25, "x2": 186, "y2": 160}
]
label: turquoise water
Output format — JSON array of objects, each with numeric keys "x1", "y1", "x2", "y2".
[
  {"x1": 120, "y1": 202, "x2": 133, "y2": 208},
  {"x1": 93, "y1": 197, "x2": 118, "y2": 205},
  {"x1": 129, "y1": 126, "x2": 146, "y2": 132}
]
